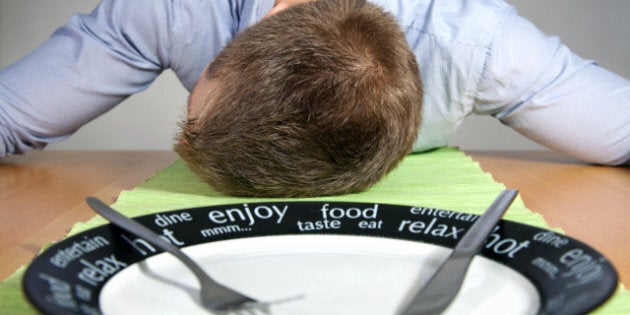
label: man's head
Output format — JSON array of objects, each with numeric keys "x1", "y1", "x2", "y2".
[{"x1": 175, "y1": 0, "x2": 423, "y2": 197}]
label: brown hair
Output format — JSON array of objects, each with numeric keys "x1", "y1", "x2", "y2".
[{"x1": 175, "y1": 0, "x2": 423, "y2": 197}]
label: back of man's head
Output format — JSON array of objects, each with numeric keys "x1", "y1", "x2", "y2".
[{"x1": 175, "y1": 0, "x2": 423, "y2": 197}]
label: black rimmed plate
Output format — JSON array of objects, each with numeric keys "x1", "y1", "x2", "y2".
[{"x1": 23, "y1": 201, "x2": 618, "y2": 314}]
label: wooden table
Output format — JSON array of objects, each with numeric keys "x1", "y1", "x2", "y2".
[{"x1": 1, "y1": 150, "x2": 628, "y2": 288}]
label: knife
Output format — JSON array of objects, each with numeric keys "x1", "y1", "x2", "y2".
[{"x1": 397, "y1": 189, "x2": 519, "y2": 315}]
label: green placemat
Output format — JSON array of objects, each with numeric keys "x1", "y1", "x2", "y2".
[{"x1": 2, "y1": 148, "x2": 628, "y2": 313}]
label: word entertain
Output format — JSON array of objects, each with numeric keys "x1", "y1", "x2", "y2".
[
  {"x1": 49, "y1": 236, "x2": 109, "y2": 268},
  {"x1": 409, "y1": 207, "x2": 478, "y2": 222}
]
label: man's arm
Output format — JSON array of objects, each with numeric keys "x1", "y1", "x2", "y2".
[
  {"x1": 0, "y1": 0, "x2": 173, "y2": 156},
  {"x1": 474, "y1": 7, "x2": 629, "y2": 165}
]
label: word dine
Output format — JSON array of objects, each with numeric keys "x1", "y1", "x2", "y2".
[{"x1": 154, "y1": 212, "x2": 192, "y2": 227}]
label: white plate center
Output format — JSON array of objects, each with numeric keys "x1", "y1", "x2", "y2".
[{"x1": 101, "y1": 235, "x2": 540, "y2": 314}]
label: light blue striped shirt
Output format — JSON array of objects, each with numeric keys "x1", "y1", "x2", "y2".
[{"x1": 1, "y1": 0, "x2": 628, "y2": 164}]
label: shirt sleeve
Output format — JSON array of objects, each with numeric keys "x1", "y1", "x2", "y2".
[
  {"x1": 474, "y1": 7, "x2": 630, "y2": 166},
  {"x1": 0, "y1": 0, "x2": 174, "y2": 156}
]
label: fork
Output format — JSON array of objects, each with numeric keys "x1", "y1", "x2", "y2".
[
  {"x1": 86, "y1": 197, "x2": 266, "y2": 312},
  {"x1": 397, "y1": 189, "x2": 519, "y2": 315}
]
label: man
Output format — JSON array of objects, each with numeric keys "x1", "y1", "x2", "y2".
[
  {"x1": 1, "y1": 0, "x2": 628, "y2": 196},
  {"x1": 175, "y1": 0, "x2": 422, "y2": 197}
]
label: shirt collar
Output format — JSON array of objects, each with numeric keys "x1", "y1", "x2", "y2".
[{"x1": 237, "y1": 0, "x2": 274, "y2": 33}]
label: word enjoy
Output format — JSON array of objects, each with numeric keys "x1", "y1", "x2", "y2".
[
  {"x1": 560, "y1": 249, "x2": 604, "y2": 286},
  {"x1": 533, "y1": 230, "x2": 569, "y2": 248},
  {"x1": 208, "y1": 204, "x2": 288, "y2": 226}
]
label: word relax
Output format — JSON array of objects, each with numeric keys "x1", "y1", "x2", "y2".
[
  {"x1": 77, "y1": 254, "x2": 127, "y2": 287},
  {"x1": 49, "y1": 236, "x2": 110, "y2": 268},
  {"x1": 399, "y1": 221, "x2": 530, "y2": 258}
]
